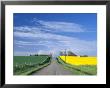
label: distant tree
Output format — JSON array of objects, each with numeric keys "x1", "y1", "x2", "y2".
[
  {"x1": 83, "y1": 55, "x2": 88, "y2": 57},
  {"x1": 80, "y1": 55, "x2": 88, "y2": 57},
  {"x1": 33, "y1": 53, "x2": 38, "y2": 56}
]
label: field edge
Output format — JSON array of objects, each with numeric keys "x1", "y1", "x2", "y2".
[{"x1": 56, "y1": 57, "x2": 97, "y2": 75}]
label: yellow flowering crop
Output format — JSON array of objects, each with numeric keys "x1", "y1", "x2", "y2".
[{"x1": 59, "y1": 56, "x2": 97, "y2": 65}]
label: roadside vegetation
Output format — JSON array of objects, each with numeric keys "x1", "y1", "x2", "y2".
[
  {"x1": 14, "y1": 55, "x2": 52, "y2": 75},
  {"x1": 57, "y1": 57, "x2": 97, "y2": 75}
]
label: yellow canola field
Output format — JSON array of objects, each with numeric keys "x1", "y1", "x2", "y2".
[{"x1": 59, "y1": 56, "x2": 97, "y2": 65}]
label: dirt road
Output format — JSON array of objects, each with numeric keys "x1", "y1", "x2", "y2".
[{"x1": 32, "y1": 60, "x2": 72, "y2": 75}]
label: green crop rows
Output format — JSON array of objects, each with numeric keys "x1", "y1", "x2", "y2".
[{"x1": 14, "y1": 56, "x2": 51, "y2": 75}]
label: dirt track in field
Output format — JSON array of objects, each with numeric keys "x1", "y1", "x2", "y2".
[{"x1": 32, "y1": 59, "x2": 72, "y2": 75}]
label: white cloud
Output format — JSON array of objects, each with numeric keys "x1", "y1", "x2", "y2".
[
  {"x1": 38, "y1": 20, "x2": 85, "y2": 33},
  {"x1": 14, "y1": 40, "x2": 50, "y2": 47},
  {"x1": 14, "y1": 29, "x2": 78, "y2": 41},
  {"x1": 14, "y1": 26, "x2": 42, "y2": 33},
  {"x1": 38, "y1": 50, "x2": 52, "y2": 55},
  {"x1": 14, "y1": 51, "x2": 37, "y2": 56},
  {"x1": 14, "y1": 26, "x2": 96, "y2": 56},
  {"x1": 14, "y1": 19, "x2": 97, "y2": 56}
]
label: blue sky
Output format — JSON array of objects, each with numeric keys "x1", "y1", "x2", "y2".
[{"x1": 14, "y1": 13, "x2": 97, "y2": 56}]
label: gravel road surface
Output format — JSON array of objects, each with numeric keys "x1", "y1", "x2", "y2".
[{"x1": 32, "y1": 60, "x2": 72, "y2": 75}]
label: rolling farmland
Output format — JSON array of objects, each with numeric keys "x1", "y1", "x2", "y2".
[
  {"x1": 14, "y1": 56, "x2": 51, "y2": 75},
  {"x1": 59, "y1": 56, "x2": 97, "y2": 65},
  {"x1": 13, "y1": 55, "x2": 97, "y2": 75},
  {"x1": 57, "y1": 56, "x2": 97, "y2": 75}
]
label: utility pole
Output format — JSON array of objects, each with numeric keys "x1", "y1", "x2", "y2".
[{"x1": 65, "y1": 49, "x2": 66, "y2": 63}]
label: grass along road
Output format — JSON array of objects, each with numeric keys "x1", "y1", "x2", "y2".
[
  {"x1": 14, "y1": 56, "x2": 51, "y2": 75},
  {"x1": 32, "y1": 59, "x2": 73, "y2": 75},
  {"x1": 57, "y1": 57, "x2": 97, "y2": 75}
]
